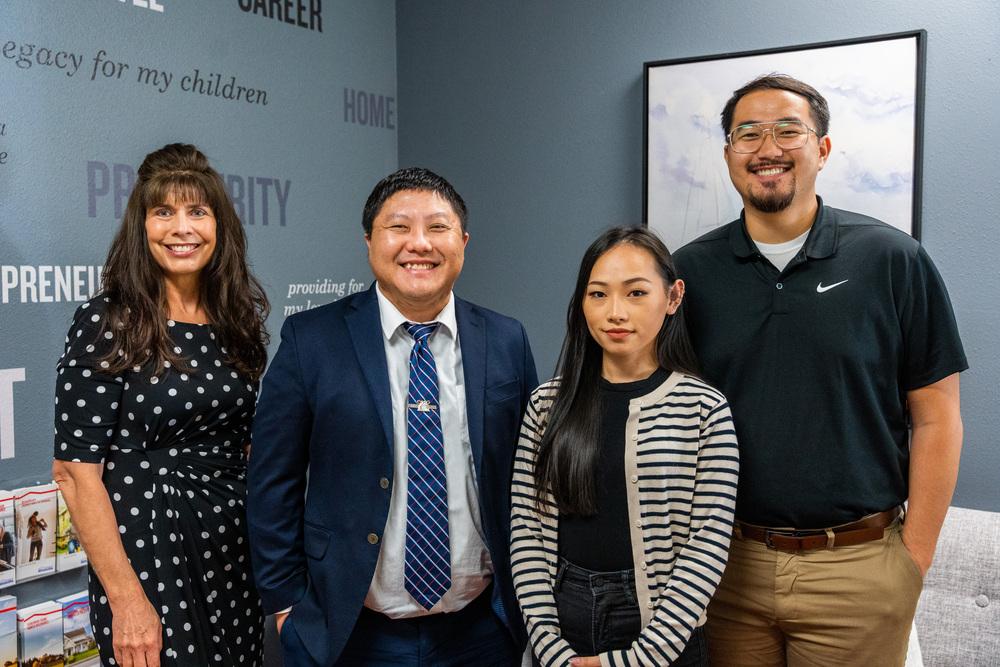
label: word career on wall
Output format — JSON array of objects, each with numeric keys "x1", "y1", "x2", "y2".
[
  {"x1": 237, "y1": 0, "x2": 322, "y2": 32},
  {"x1": 87, "y1": 161, "x2": 291, "y2": 227}
]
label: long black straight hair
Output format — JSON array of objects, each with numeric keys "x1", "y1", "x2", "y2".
[{"x1": 534, "y1": 226, "x2": 700, "y2": 516}]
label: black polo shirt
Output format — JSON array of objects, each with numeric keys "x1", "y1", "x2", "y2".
[{"x1": 674, "y1": 198, "x2": 968, "y2": 527}]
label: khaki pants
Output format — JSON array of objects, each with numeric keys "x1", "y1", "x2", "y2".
[{"x1": 706, "y1": 521, "x2": 923, "y2": 666}]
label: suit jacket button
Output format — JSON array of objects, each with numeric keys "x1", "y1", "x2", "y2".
[
  {"x1": 379, "y1": 477, "x2": 390, "y2": 489},
  {"x1": 367, "y1": 533, "x2": 379, "y2": 545}
]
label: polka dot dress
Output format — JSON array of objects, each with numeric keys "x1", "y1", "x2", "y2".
[{"x1": 53, "y1": 296, "x2": 264, "y2": 666}]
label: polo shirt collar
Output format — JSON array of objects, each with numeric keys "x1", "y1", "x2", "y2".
[{"x1": 729, "y1": 196, "x2": 838, "y2": 260}]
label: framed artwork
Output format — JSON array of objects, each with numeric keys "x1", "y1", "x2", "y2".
[{"x1": 643, "y1": 30, "x2": 926, "y2": 250}]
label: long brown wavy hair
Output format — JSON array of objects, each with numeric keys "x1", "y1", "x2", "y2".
[{"x1": 97, "y1": 143, "x2": 270, "y2": 380}]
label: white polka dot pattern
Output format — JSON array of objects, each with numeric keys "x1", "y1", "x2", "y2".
[{"x1": 54, "y1": 298, "x2": 264, "y2": 665}]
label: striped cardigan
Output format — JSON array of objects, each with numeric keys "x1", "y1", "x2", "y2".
[{"x1": 511, "y1": 373, "x2": 739, "y2": 667}]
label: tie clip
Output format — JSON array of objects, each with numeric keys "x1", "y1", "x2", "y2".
[{"x1": 407, "y1": 400, "x2": 438, "y2": 413}]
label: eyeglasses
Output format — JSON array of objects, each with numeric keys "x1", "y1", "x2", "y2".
[{"x1": 727, "y1": 120, "x2": 819, "y2": 154}]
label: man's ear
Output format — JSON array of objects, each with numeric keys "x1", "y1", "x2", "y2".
[{"x1": 817, "y1": 135, "x2": 832, "y2": 171}]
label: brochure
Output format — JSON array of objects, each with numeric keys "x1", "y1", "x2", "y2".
[
  {"x1": 55, "y1": 492, "x2": 86, "y2": 572},
  {"x1": 56, "y1": 592, "x2": 98, "y2": 666},
  {"x1": 13, "y1": 485, "x2": 58, "y2": 583},
  {"x1": 16, "y1": 600, "x2": 64, "y2": 667},
  {"x1": 0, "y1": 493, "x2": 14, "y2": 588},
  {"x1": 0, "y1": 594, "x2": 15, "y2": 667}
]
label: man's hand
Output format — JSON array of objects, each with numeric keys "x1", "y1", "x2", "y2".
[
  {"x1": 570, "y1": 657, "x2": 601, "y2": 667},
  {"x1": 276, "y1": 610, "x2": 290, "y2": 634},
  {"x1": 111, "y1": 594, "x2": 163, "y2": 667},
  {"x1": 900, "y1": 532, "x2": 932, "y2": 576}
]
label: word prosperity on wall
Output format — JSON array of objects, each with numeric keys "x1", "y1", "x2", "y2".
[{"x1": 86, "y1": 161, "x2": 291, "y2": 227}]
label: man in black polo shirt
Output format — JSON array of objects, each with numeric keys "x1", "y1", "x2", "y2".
[{"x1": 673, "y1": 74, "x2": 967, "y2": 666}]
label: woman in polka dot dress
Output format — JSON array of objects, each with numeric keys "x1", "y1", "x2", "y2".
[{"x1": 52, "y1": 144, "x2": 269, "y2": 667}]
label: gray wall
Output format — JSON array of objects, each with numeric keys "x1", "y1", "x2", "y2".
[
  {"x1": 1, "y1": 0, "x2": 397, "y2": 613},
  {"x1": 396, "y1": 0, "x2": 1000, "y2": 512}
]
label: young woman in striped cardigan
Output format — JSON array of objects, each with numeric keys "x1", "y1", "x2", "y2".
[{"x1": 511, "y1": 227, "x2": 739, "y2": 667}]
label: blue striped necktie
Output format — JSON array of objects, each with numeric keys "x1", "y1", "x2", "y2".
[{"x1": 402, "y1": 321, "x2": 451, "y2": 609}]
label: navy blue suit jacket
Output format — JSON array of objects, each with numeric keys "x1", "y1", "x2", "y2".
[{"x1": 248, "y1": 286, "x2": 537, "y2": 665}]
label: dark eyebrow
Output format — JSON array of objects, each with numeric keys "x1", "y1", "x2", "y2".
[
  {"x1": 381, "y1": 212, "x2": 454, "y2": 223},
  {"x1": 735, "y1": 116, "x2": 803, "y2": 127},
  {"x1": 587, "y1": 277, "x2": 654, "y2": 287}
]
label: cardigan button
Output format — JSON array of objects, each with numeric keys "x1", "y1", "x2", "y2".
[
  {"x1": 634, "y1": 519, "x2": 642, "y2": 528},
  {"x1": 630, "y1": 475, "x2": 638, "y2": 484},
  {"x1": 647, "y1": 601, "x2": 655, "y2": 609},
  {"x1": 367, "y1": 533, "x2": 379, "y2": 545},
  {"x1": 640, "y1": 562, "x2": 647, "y2": 571},
  {"x1": 379, "y1": 477, "x2": 390, "y2": 489}
]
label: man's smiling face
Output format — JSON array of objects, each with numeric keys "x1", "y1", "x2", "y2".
[
  {"x1": 366, "y1": 189, "x2": 469, "y2": 322},
  {"x1": 724, "y1": 89, "x2": 830, "y2": 214}
]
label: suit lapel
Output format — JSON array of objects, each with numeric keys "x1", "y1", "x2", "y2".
[
  {"x1": 346, "y1": 287, "x2": 394, "y2": 454},
  {"x1": 456, "y1": 297, "x2": 485, "y2": 478}
]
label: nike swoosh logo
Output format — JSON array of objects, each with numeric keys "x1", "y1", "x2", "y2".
[{"x1": 816, "y1": 280, "x2": 849, "y2": 293}]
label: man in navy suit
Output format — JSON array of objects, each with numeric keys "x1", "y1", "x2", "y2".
[{"x1": 248, "y1": 167, "x2": 538, "y2": 666}]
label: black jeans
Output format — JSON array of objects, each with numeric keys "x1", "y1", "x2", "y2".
[{"x1": 552, "y1": 558, "x2": 708, "y2": 666}]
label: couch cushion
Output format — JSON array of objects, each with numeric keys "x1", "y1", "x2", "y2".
[{"x1": 914, "y1": 506, "x2": 1000, "y2": 666}]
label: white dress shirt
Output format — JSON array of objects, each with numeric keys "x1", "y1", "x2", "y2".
[{"x1": 363, "y1": 283, "x2": 493, "y2": 617}]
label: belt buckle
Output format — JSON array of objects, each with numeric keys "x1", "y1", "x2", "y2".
[
  {"x1": 763, "y1": 530, "x2": 780, "y2": 549},
  {"x1": 763, "y1": 528, "x2": 809, "y2": 550}
]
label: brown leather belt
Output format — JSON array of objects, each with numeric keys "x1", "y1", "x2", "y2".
[{"x1": 735, "y1": 507, "x2": 902, "y2": 552}]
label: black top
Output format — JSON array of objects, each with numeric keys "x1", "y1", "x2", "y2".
[
  {"x1": 559, "y1": 368, "x2": 670, "y2": 571},
  {"x1": 53, "y1": 296, "x2": 264, "y2": 666},
  {"x1": 674, "y1": 199, "x2": 968, "y2": 527}
]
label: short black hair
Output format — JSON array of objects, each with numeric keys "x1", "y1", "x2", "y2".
[
  {"x1": 362, "y1": 167, "x2": 468, "y2": 235},
  {"x1": 720, "y1": 73, "x2": 830, "y2": 138}
]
